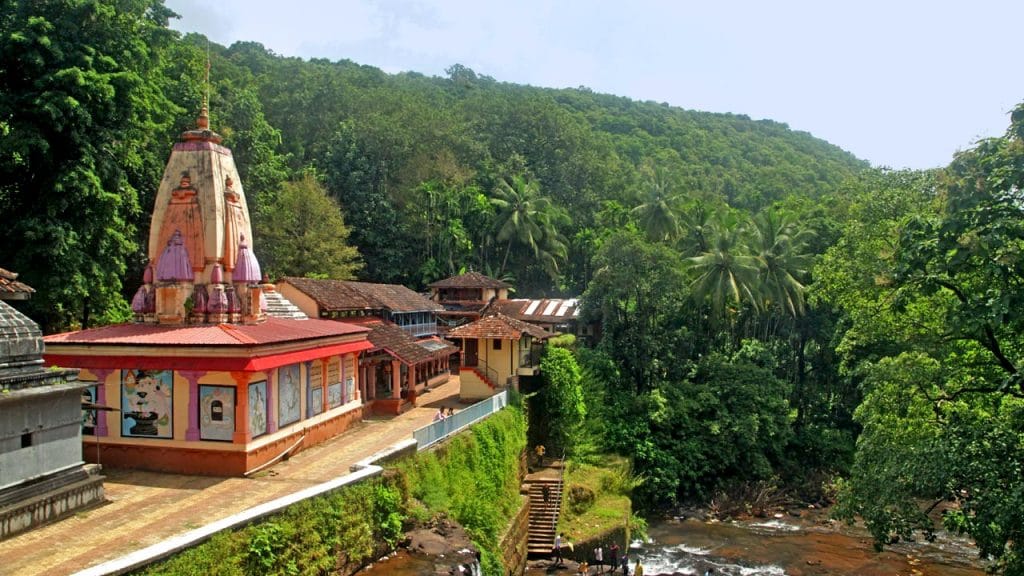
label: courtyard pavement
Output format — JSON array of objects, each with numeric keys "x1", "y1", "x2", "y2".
[{"x1": 0, "y1": 377, "x2": 464, "y2": 576}]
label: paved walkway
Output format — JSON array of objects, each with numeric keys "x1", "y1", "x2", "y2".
[{"x1": 0, "y1": 378, "x2": 464, "y2": 576}]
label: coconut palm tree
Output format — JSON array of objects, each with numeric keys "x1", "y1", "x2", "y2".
[
  {"x1": 632, "y1": 173, "x2": 683, "y2": 243},
  {"x1": 490, "y1": 173, "x2": 567, "y2": 277},
  {"x1": 748, "y1": 209, "x2": 814, "y2": 317},
  {"x1": 687, "y1": 212, "x2": 760, "y2": 319}
]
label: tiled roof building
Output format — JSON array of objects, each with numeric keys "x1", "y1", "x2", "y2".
[{"x1": 277, "y1": 278, "x2": 455, "y2": 414}]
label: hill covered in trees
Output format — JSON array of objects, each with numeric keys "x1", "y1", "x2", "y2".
[{"x1": 0, "y1": 1, "x2": 866, "y2": 331}]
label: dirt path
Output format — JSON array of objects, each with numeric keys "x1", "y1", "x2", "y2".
[{"x1": 0, "y1": 378, "x2": 463, "y2": 576}]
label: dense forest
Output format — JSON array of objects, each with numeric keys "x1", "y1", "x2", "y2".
[{"x1": 2, "y1": 2, "x2": 1021, "y2": 573}]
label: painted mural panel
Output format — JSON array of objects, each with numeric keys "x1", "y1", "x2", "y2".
[
  {"x1": 248, "y1": 380, "x2": 268, "y2": 438},
  {"x1": 309, "y1": 385, "x2": 323, "y2": 416},
  {"x1": 199, "y1": 385, "x2": 235, "y2": 441},
  {"x1": 307, "y1": 361, "x2": 323, "y2": 418},
  {"x1": 278, "y1": 364, "x2": 301, "y2": 427},
  {"x1": 121, "y1": 370, "x2": 173, "y2": 438},
  {"x1": 327, "y1": 359, "x2": 339, "y2": 385},
  {"x1": 81, "y1": 385, "x2": 97, "y2": 435},
  {"x1": 328, "y1": 382, "x2": 342, "y2": 409}
]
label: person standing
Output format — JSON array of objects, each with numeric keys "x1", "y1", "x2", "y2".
[
  {"x1": 634, "y1": 558, "x2": 644, "y2": 576},
  {"x1": 554, "y1": 532, "x2": 564, "y2": 566},
  {"x1": 608, "y1": 542, "x2": 619, "y2": 574},
  {"x1": 594, "y1": 544, "x2": 604, "y2": 573},
  {"x1": 620, "y1": 555, "x2": 629, "y2": 576}
]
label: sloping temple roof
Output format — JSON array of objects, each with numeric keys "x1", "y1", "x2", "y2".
[
  {"x1": 280, "y1": 277, "x2": 442, "y2": 313},
  {"x1": 427, "y1": 271, "x2": 511, "y2": 290},
  {"x1": 362, "y1": 321, "x2": 457, "y2": 365},
  {"x1": 0, "y1": 268, "x2": 34, "y2": 300},
  {"x1": 446, "y1": 313, "x2": 552, "y2": 341}
]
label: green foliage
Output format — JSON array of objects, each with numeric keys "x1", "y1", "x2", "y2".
[
  {"x1": 0, "y1": 0, "x2": 178, "y2": 332},
  {"x1": 254, "y1": 173, "x2": 363, "y2": 279},
  {"x1": 539, "y1": 345, "x2": 587, "y2": 454},
  {"x1": 820, "y1": 105, "x2": 1024, "y2": 573},
  {"x1": 583, "y1": 229, "x2": 693, "y2": 393},
  {"x1": 582, "y1": 347, "x2": 792, "y2": 509},
  {"x1": 135, "y1": 478, "x2": 403, "y2": 576},
  {"x1": 559, "y1": 456, "x2": 640, "y2": 545},
  {"x1": 394, "y1": 407, "x2": 527, "y2": 576}
]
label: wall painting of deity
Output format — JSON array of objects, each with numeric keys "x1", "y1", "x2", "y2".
[
  {"x1": 248, "y1": 380, "x2": 268, "y2": 438},
  {"x1": 278, "y1": 364, "x2": 301, "y2": 427},
  {"x1": 121, "y1": 370, "x2": 174, "y2": 439}
]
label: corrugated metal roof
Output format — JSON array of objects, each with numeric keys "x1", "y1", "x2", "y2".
[{"x1": 43, "y1": 317, "x2": 368, "y2": 347}]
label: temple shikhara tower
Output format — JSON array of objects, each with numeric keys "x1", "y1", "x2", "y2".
[
  {"x1": 132, "y1": 104, "x2": 265, "y2": 326},
  {"x1": 43, "y1": 106, "x2": 373, "y2": 476}
]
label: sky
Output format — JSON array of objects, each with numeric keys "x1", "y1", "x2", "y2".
[{"x1": 166, "y1": 0, "x2": 1024, "y2": 170}]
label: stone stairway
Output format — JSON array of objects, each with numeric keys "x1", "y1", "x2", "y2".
[
  {"x1": 526, "y1": 476, "x2": 563, "y2": 557},
  {"x1": 261, "y1": 288, "x2": 308, "y2": 320}
]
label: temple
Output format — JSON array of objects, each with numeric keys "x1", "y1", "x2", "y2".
[
  {"x1": 0, "y1": 269, "x2": 104, "y2": 539},
  {"x1": 42, "y1": 106, "x2": 373, "y2": 476}
]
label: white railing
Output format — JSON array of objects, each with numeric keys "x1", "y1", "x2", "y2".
[{"x1": 412, "y1": 390, "x2": 509, "y2": 450}]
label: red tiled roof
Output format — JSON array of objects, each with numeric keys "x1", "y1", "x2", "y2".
[
  {"x1": 427, "y1": 271, "x2": 511, "y2": 289},
  {"x1": 43, "y1": 316, "x2": 368, "y2": 347},
  {"x1": 446, "y1": 313, "x2": 551, "y2": 341},
  {"x1": 365, "y1": 322, "x2": 456, "y2": 365},
  {"x1": 279, "y1": 277, "x2": 442, "y2": 313},
  {"x1": 0, "y1": 268, "x2": 34, "y2": 299}
]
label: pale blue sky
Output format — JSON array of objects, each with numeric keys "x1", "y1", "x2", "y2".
[{"x1": 167, "y1": 0, "x2": 1024, "y2": 170}]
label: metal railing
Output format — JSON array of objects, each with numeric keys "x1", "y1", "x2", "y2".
[
  {"x1": 413, "y1": 390, "x2": 508, "y2": 450},
  {"x1": 477, "y1": 359, "x2": 501, "y2": 389},
  {"x1": 551, "y1": 450, "x2": 566, "y2": 537}
]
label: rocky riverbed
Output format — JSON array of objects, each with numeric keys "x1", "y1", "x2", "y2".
[{"x1": 357, "y1": 517, "x2": 481, "y2": 576}]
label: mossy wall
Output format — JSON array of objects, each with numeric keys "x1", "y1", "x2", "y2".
[{"x1": 395, "y1": 405, "x2": 528, "y2": 575}]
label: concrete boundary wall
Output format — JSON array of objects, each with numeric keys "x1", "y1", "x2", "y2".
[{"x1": 73, "y1": 439, "x2": 418, "y2": 576}]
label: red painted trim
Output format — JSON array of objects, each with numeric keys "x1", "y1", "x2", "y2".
[{"x1": 45, "y1": 340, "x2": 373, "y2": 372}]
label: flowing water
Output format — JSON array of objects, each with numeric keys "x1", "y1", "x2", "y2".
[{"x1": 623, "y1": 515, "x2": 987, "y2": 576}]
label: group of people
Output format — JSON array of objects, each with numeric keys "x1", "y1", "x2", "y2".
[
  {"x1": 432, "y1": 406, "x2": 456, "y2": 421},
  {"x1": 554, "y1": 534, "x2": 640, "y2": 575}
]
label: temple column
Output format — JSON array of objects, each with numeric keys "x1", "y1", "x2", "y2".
[
  {"x1": 304, "y1": 361, "x2": 314, "y2": 418},
  {"x1": 231, "y1": 371, "x2": 251, "y2": 444},
  {"x1": 340, "y1": 355, "x2": 348, "y2": 405},
  {"x1": 352, "y1": 355, "x2": 360, "y2": 401},
  {"x1": 391, "y1": 360, "x2": 401, "y2": 399},
  {"x1": 267, "y1": 369, "x2": 278, "y2": 434},
  {"x1": 179, "y1": 370, "x2": 207, "y2": 441},
  {"x1": 91, "y1": 368, "x2": 114, "y2": 437},
  {"x1": 321, "y1": 358, "x2": 329, "y2": 409}
]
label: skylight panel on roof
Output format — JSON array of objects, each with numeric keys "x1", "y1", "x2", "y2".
[
  {"x1": 555, "y1": 301, "x2": 572, "y2": 317},
  {"x1": 524, "y1": 300, "x2": 542, "y2": 315},
  {"x1": 542, "y1": 301, "x2": 558, "y2": 316}
]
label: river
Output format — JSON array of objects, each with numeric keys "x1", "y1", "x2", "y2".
[{"x1": 625, "y1": 514, "x2": 987, "y2": 576}]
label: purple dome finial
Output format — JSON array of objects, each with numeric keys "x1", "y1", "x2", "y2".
[
  {"x1": 155, "y1": 230, "x2": 194, "y2": 282},
  {"x1": 131, "y1": 286, "x2": 148, "y2": 314},
  {"x1": 143, "y1": 264, "x2": 154, "y2": 284},
  {"x1": 211, "y1": 263, "x2": 224, "y2": 284},
  {"x1": 233, "y1": 234, "x2": 262, "y2": 284}
]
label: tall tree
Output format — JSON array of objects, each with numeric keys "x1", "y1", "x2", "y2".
[
  {"x1": 0, "y1": 0, "x2": 178, "y2": 332},
  {"x1": 686, "y1": 212, "x2": 760, "y2": 323},
  {"x1": 749, "y1": 208, "x2": 814, "y2": 318},
  {"x1": 490, "y1": 171, "x2": 568, "y2": 278},
  {"x1": 255, "y1": 174, "x2": 363, "y2": 280},
  {"x1": 631, "y1": 171, "x2": 683, "y2": 243}
]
